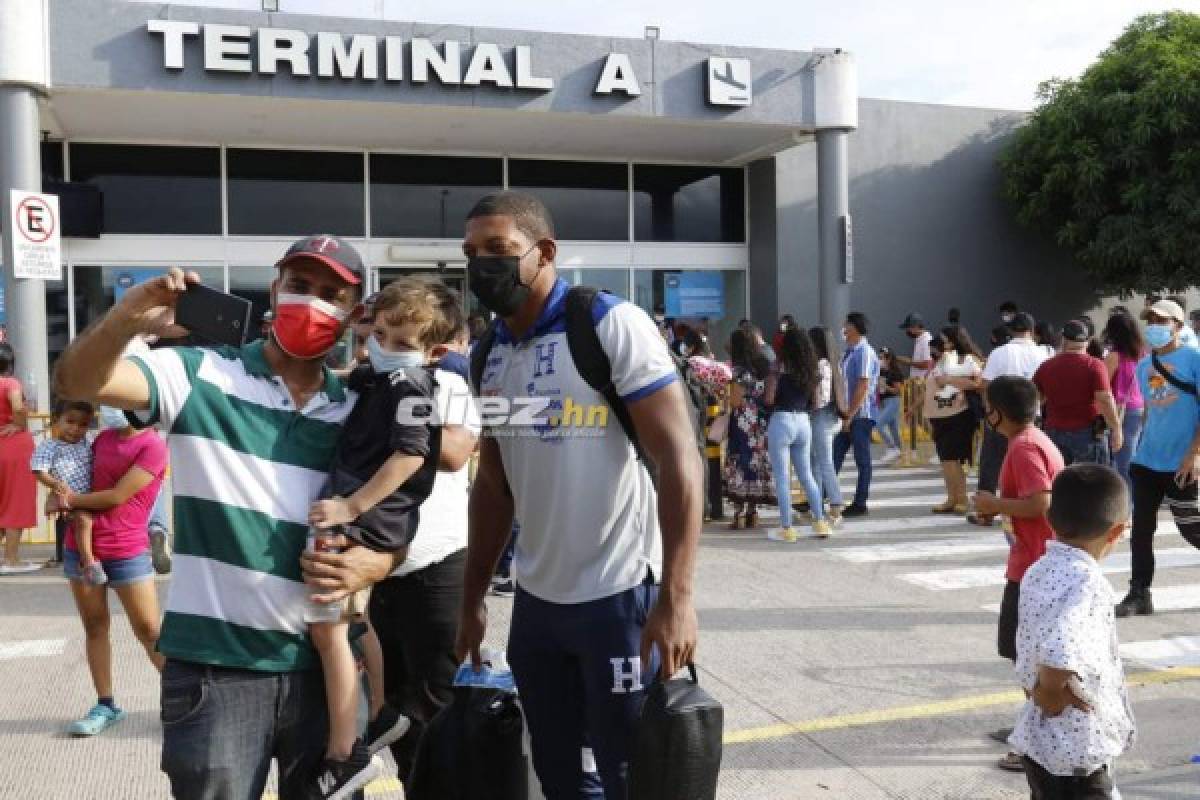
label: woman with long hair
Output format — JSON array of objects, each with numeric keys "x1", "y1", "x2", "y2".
[
  {"x1": 765, "y1": 328, "x2": 830, "y2": 540},
  {"x1": 924, "y1": 326, "x2": 984, "y2": 513},
  {"x1": 0, "y1": 343, "x2": 37, "y2": 572},
  {"x1": 807, "y1": 326, "x2": 846, "y2": 524},
  {"x1": 722, "y1": 329, "x2": 774, "y2": 528},
  {"x1": 1104, "y1": 312, "x2": 1147, "y2": 494}
]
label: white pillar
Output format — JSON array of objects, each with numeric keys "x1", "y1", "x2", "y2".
[
  {"x1": 0, "y1": 0, "x2": 51, "y2": 412},
  {"x1": 810, "y1": 49, "x2": 858, "y2": 329}
]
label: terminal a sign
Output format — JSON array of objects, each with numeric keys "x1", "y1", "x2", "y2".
[{"x1": 147, "y1": 21, "x2": 746, "y2": 103}]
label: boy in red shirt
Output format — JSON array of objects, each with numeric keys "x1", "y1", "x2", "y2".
[{"x1": 973, "y1": 375, "x2": 1065, "y2": 772}]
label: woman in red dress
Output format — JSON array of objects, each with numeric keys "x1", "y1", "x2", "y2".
[{"x1": 0, "y1": 344, "x2": 37, "y2": 570}]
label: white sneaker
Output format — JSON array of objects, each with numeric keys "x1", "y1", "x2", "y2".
[
  {"x1": 879, "y1": 448, "x2": 901, "y2": 466},
  {"x1": 766, "y1": 527, "x2": 798, "y2": 543}
]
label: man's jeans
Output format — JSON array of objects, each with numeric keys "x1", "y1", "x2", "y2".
[
  {"x1": 160, "y1": 659, "x2": 358, "y2": 800},
  {"x1": 1045, "y1": 427, "x2": 1110, "y2": 467},
  {"x1": 833, "y1": 417, "x2": 876, "y2": 508}
]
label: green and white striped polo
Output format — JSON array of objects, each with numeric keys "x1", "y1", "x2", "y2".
[{"x1": 130, "y1": 340, "x2": 356, "y2": 671}]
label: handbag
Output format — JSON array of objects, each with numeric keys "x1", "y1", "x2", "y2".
[
  {"x1": 706, "y1": 412, "x2": 730, "y2": 444},
  {"x1": 628, "y1": 664, "x2": 724, "y2": 800}
]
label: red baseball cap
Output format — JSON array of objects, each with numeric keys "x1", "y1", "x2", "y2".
[{"x1": 276, "y1": 235, "x2": 364, "y2": 286}]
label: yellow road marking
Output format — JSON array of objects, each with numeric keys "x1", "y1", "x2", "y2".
[
  {"x1": 723, "y1": 666, "x2": 1200, "y2": 745},
  {"x1": 260, "y1": 667, "x2": 1200, "y2": 797}
]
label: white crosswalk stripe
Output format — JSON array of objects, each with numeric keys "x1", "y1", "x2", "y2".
[
  {"x1": 0, "y1": 638, "x2": 66, "y2": 661},
  {"x1": 748, "y1": 502, "x2": 978, "y2": 535},
  {"x1": 981, "y1": 583, "x2": 1200, "y2": 615},
  {"x1": 899, "y1": 548, "x2": 1200, "y2": 590},
  {"x1": 830, "y1": 536, "x2": 1009, "y2": 563},
  {"x1": 1120, "y1": 634, "x2": 1200, "y2": 669},
  {"x1": 831, "y1": 526, "x2": 1186, "y2": 565}
]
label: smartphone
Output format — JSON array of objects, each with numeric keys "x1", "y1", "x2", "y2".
[{"x1": 175, "y1": 283, "x2": 253, "y2": 348}]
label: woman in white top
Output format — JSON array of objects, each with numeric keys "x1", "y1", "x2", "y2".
[{"x1": 923, "y1": 326, "x2": 984, "y2": 514}]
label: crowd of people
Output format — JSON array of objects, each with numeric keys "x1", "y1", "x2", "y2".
[{"x1": 0, "y1": 188, "x2": 1197, "y2": 799}]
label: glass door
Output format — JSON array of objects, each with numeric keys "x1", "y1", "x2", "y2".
[{"x1": 375, "y1": 262, "x2": 479, "y2": 314}]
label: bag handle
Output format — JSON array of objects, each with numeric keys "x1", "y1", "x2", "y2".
[{"x1": 655, "y1": 662, "x2": 700, "y2": 685}]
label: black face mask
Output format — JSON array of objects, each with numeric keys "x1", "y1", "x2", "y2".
[{"x1": 467, "y1": 245, "x2": 541, "y2": 317}]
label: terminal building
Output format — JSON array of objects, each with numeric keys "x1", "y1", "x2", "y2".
[{"x1": 2, "y1": 0, "x2": 1094, "y2": 404}]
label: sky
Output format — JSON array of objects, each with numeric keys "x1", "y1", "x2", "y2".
[{"x1": 140, "y1": 0, "x2": 1200, "y2": 110}]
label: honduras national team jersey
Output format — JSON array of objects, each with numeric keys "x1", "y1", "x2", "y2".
[{"x1": 479, "y1": 278, "x2": 677, "y2": 604}]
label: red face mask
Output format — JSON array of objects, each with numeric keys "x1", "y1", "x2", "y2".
[{"x1": 271, "y1": 293, "x2": 348, "y2": 360}]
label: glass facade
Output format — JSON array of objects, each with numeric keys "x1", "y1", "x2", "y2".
[
  {"x1": 72, "y1": 265, "x2": 225, "y2": 337},
  {"x1": 508, "y1": 159, "x2": 629, "y2": 241},
  {"x1": 371, "y1": 155, "x2": 503, "y2": 238},
  {"x1": 562, "y1": 268, "x2": 630, "y2": 300},
  {"x1": 41, "y1": 142, "x2": 64, "y2": 186},
  {"x1": 227, "y1": 148, "x2": 365, "y2": 236},
  {"x1": 229, "y1": 266, "x2": 277, "y2": 341},
  {"x1": 634, "y1": 165, "x2": 745, "y2": 243},
  {"x1": 69, "y1": 144, "x2": 222, "y2": 235},
  {"x1": 634, "y1": 269, "x2": 746, "y2": 360},
  {"x1": 25, "y1": 145, "x2": 748, "y2": 360}
]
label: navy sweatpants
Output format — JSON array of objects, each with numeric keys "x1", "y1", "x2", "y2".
[{"x1": 508, "y1": 578, "x2": 659, "y2": 800}]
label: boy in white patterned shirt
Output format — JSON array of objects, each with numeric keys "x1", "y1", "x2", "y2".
[
  {"x1": 31, "y1": 401, "x2": 103, "y2": 583},
  {"x1": 1010, "y1": 464, "x2": 1135, "y2": 799}
]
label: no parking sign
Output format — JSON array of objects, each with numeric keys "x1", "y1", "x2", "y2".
[{"x1": 9, "y1": 189, "x2": 61, "y2": 280}]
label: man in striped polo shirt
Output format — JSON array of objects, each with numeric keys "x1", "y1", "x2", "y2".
[{"x1": 54, "y1": 237, "x2": 400, "y2": 800}]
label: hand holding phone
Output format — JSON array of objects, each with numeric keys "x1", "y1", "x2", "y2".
[{"x1": 175, "y1": 284, "x2": 254, "y2": 348}]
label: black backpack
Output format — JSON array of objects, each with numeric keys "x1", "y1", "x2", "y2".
[{"x1": 469, "y1": 286, "x2": 708, "y2": 477}]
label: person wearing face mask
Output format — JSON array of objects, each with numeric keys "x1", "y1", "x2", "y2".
[
  {"x1": 459, "y1": 191, "x2": 703, "y2": 800},
  {"x1": 1032, "y1": 320, "x2": 1123, "y2": 468},
  {"x1": 972, "y1": 312, "x2": 1049, "y2": 526},
  {"x1": 896, "y1": 312, "x2": 934, "y2": 379},
  {"x1": 53, "y1": 234, "x2": 404, "y2": 798},
  {"x1": 832, "y1": 312, "x2": 881, "y2": 517},
  {"x1": 334, "y1": 291, "x2": 378, "y2": 377},
  {"x1": 1114, "y1": 299, "x2": 1200, "y2": 617},
  {"x1": 923, "y1": 329, "x2": 984, "y2": 515},
  {"x1": 303, "y1": 277, "x2": 452, "y2": 797},
  {"x1": 43, "y1": 403, "x2": 169, "y2": 737}
]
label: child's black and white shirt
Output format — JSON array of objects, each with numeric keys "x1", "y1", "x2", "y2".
[{"x1": 1010, "y1": 541, "x2": 1136, "y2": 776}]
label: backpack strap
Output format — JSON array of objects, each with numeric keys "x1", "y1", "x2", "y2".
[
  {"x1": 563, "y1": 286, "x2": 647, "y2": 463},
  {"x1": 1152, "y1": 352, "x2": 1198, "y2": 397},
  {"x1": 469, "y1": 321, "x2": 498, "y2": 396}
]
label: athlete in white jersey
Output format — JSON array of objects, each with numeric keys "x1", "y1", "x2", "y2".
[{"x1": 455, "y1": 192, "x2": 703, "y2": 799}]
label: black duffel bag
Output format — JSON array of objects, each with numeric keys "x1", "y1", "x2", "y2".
[
  {"x1": 628, "y1": 664, "x2": 724, "y2": 800},
  {"x1": 408, "y1": 684, "x2": 529, "y2": 800}
]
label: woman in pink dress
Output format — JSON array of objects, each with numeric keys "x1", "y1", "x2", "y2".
[{"x1": 0, "y1": 344, "x2": 37, "y2": 570}]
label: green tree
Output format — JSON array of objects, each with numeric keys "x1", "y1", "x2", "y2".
[{"x1": 999, "y1": 12, "x2": 1200, "y2": 292}]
